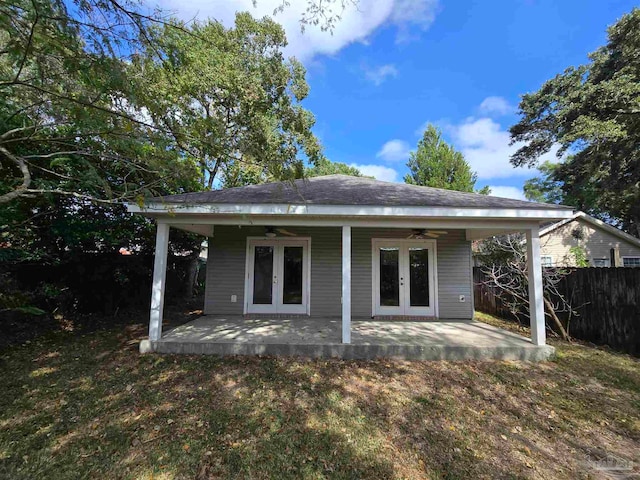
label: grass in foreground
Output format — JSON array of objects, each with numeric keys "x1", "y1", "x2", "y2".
[{"x1": 1, "y1": 313, "x2": 639, "y2": 479}]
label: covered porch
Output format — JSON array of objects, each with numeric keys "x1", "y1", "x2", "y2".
[
  {"x1": 126, "y1": 175, "x2": 575, "y2": 361},
  {"x1": 138, "y1": 221, "x2": 552, "y2": 359},
  {"x1": 140, "y1": 315, "x2": 554, "y2": 361}
]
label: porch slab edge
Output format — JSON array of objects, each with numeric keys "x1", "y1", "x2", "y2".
[{"x1": 140, "y1": 340, "x2": 555, "y2": 362}]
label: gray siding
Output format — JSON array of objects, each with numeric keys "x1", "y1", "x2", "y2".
[
  {"x1": 205, "y1": 226, "x2": 473, "y2": 319},
  {"x1": 350, "y1": 229, "x2": 473, "y2": 318},
  {"x1": 205, "y1": 226, "x2": 341, "y2": 316},
  {"x1": 204, "y1": 226, "x2": 248, "y2": 315},
  {"x1": 434, "y1": 230, "x2": 474, "y2": 318}
]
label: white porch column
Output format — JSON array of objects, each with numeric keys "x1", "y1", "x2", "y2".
[
  {"x1": 526, "y1": 226, "x2": 546, "y2": 346},
  {"x1": 149, "y1": 222, "x2": 170, "y2": 342},
  {"x1": 342, "y1": 225, "x2": 351, "y2": 344}
]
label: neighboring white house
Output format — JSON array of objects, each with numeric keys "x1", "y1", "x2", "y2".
[{"x1": 539, "y1": 211, "x2": 640, "y2": 267}]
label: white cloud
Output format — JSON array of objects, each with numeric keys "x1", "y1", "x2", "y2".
[
  {"x1": 350, "y1": 164, "x2": 399, "y2": 182},
  {"x1": 376, "y1": 139, "x2": 412, "y2": 162},
  {"x1": 478, "y1": 96, "x2": 513, "y2": 116},
  {"x1": 391, "y1": 0, "x2": 439, "y2": 43},
  {"x1": 153, "y1": 0, "x2": 439, "y2": 61},
  {"x1": 364, "y1": 64, "x2": 398, "y2": 86},
  {"x1": 487, "y1": 186, "x2": 527, "y2": 201},
  {"x1": 449, "y1": 117, "x2": 524, "y2": 179},
  {"x1": 445, "y1": 117, "x2": 561, "y2": 180}
]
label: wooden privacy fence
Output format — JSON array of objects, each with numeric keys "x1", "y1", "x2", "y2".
[
  {"x1": 2, "y1": 254, "x2": 204, "y2": 315},
  {"x1": 473, "y1": 267, "x2": 640, "y2": 355}
]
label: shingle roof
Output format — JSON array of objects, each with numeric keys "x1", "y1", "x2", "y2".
[{"x1": 150, "y1": 175, "x2": 571, "y2": 210}]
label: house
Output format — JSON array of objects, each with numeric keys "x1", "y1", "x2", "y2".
[
  {"x1": 126, "y1": 174, "x2": 574, "y2": 360},
  {"x1": 539, "y1": 211, "x2": 640, "y2": 267}
]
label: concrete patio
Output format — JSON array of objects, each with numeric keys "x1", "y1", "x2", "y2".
[{"x1": 140, "y1": 316, "x2": 555, "y2": 361}]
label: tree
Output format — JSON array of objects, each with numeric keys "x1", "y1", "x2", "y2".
[
  {"x1": 405, "y1": 124, "x2": 489, "y2": 194},
  {"x1": 1, "y1": 0, "x2": 345, "y2": 206},
  {"x1": 0, "y1": 0, "x2": 206, "y2": 205},
  {"x1": 1, "y1": 2, "x2": 327, "y2": 259},
  {"x1": 218, "y1": 158, "x2": 277, "y2": 189},
  {"x1": 306, "y1": 159, "x2": 362, "y2": 177},
  {"x1": 477, "y1": 234, "x2": 584, "y2": 340},
  {"x1": 219, "y1": 158, "x2": 362, "y2": 188},
  {"x1": 132, "y1": 13, "x2": 323, "y2": 190},
  {"x1": 523, "y1": 161, "x2": 566, "y2": 203},
  {"x1": 510, "y1": 9, "x2": 640, "y2": 236},
  {"x1": 0, "y1": 0, "x2": 206, "y2": 261}
]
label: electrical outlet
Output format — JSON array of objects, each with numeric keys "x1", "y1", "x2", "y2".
[
  {"x1": 459, "y1": 295, "x2": 466, "y2": 303},
  {"x1": 231, "y1": 294, "x2": 237, "y2": 303}
]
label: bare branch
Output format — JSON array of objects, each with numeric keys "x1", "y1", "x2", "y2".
[
  {"x1": 0, "y1": 146, "x2": 32, "y2": 204},
  {"x1": 478, "y1": 234, "x2": 581, "y2": 340},
  {"x1": 25, "y1": 161, "x2": 75, "y2": 180},
  {"x1": 13, "y1": 0, "x2": 39, "y2": 83},
  {"x1": 23, "y1": 189, "x2": 118, "y2": 204},
  {"x1": 23, "y1": 150, "x2": 89, "y2": 159}
]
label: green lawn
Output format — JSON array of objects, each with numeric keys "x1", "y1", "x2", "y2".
[{"x1": 1, "y1": 313, "x2": 639, "y2": 479}]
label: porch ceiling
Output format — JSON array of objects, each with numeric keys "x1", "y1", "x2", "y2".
[
  {"x1": 162, "y1": 216, "x2": 549, "y2": 236},
  {"x1": 168, "y1": 221, "x2": 526, "y2": 241}
]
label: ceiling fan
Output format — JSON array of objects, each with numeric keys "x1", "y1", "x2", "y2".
[
  {"x1": 265, "y1": 226, "x2": 298, "y2": 237},
  {"x1": 407, "y1": 229, "x2": 448, "y2": 239}
]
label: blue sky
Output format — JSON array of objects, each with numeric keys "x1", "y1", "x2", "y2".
[{"x1": 155, "y1": 0, "x2": 636, "y2": 200}]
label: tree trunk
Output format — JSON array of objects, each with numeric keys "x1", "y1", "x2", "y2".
[
  {"x1": 543, "y1": 296, "x2": 570, "y2": 341},
  {"x1": 183, "y1": 256, "x2": 199, "y2": 298},
  {"x1": 206, "y1": 159, "x2": 221, "y2": 190}
]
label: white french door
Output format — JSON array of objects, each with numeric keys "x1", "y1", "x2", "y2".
[
  {"x1": 245, "y1": 238, "x2": 310, "y2": 314},
  {"x1": 372, "y1": 239, "x2": 437, "y2": 316}
]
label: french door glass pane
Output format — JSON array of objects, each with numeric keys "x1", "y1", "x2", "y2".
[
  {"x1": 282, "y1": 246, "x2": 303, "y2": 304},
  {"x1": 380, "y1": 248, "x2": 400, "y2": 306},
  {"x1": 409, "y1": 247, "x2": 429, "y2": 307},
  {"x1": 253, "y1": 246, "x2": 273, "y2": 304}
]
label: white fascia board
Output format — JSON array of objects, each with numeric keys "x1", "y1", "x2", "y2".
[
  {"x1": 164, "y1": 216, "x2": 542, "y2": 231},
  {"x1": 126, "y1": 202, "x2": 574, "y2": 220}
]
